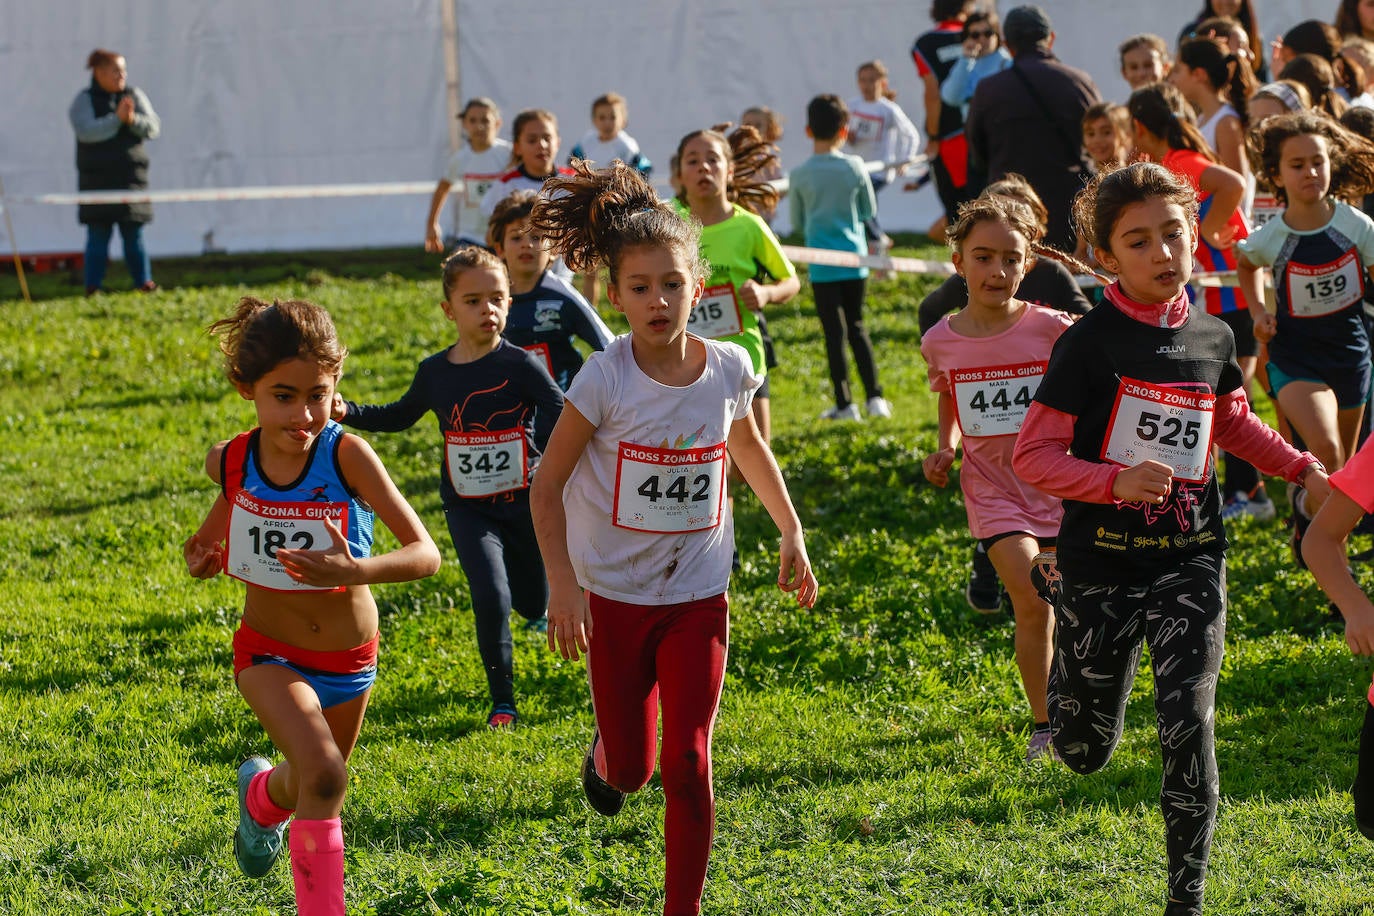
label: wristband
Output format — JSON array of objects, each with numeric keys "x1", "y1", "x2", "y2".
[{"x1": 1298, "y1": 460, "x2": 1326, "y2": 487}]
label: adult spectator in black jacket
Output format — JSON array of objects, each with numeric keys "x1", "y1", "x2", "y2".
[
  {"x1": 69, "y1": 48, "x2": 161, "y2": 295},
  {"x1": 965, "y1": 6, "x2": 1100, "y2": 252}
]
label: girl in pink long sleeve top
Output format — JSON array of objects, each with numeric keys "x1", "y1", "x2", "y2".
[{"x1": 1011, "y1": 162, "x2": 1328, "y2": 916}]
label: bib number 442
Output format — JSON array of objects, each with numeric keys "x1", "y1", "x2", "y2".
[{"x1": 637, "y1": 473, "x2": 712, "y2": 504}]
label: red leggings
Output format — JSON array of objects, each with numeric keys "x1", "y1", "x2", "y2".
[{"x1": 587, "y1": 592, "x2": 729, "y2": 916}]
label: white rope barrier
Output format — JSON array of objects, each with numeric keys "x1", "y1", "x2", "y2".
[{"x1": 4, "y1": 157, "x2": 1241, "y2": 293}]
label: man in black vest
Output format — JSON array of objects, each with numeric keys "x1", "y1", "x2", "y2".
[
  {"x1": 69, "y1": 49, "x2": 161, "y2": 294},
  {"x1": 965, "y1": 6, "x2": 1101, "y2": 252}
]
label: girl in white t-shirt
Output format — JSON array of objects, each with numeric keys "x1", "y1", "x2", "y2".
[
  {"x1": 528, "y1": 161, "x2": 818, "y2": 916},
  {"x1": 847, "y1": 59, "x2": 922, "y2": 250},
  {"x1": 424, "y1": 97, "x2": 512, "y2": 252}
]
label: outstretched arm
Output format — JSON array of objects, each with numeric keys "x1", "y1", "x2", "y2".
[
  {"x1": 727, "y1": 411, "x2": 818, "y2": 607},
  {"x1": 275, "y1": 434, "x2": 440, "y2": 587},
  {"x1": 531, "y1": 403, "x2": 598, "y2": 660},
  {"x1": 923, "y1": 392, "x2": 960, "y2": 487},
  {"x1": 1305, "y1": 489, "x2": 1374, "y2": 655}
]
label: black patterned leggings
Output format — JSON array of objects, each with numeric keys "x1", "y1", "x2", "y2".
[{"x1": 1049, "y1": 552, "x2": 1226, "y2": 916}]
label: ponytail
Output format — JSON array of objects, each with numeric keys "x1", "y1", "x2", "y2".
[
  {"x1": 530, "y1": 160, "x2": 706, "y2": 285},
  {"x1": 1278, "y1": 54, "x2": 1349, "y2": 119},
  {"x1": 1127, "y1": 83, "x2": 1216, "y2": 161},
  {"x1": 1177, "y1": 37, "x2": 1255, "y2": 128}
]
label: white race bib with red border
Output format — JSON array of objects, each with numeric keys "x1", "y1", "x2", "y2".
[
  {"x1": 1286, "y1": 249, "x2": 1363, "y2": 317},
  {"x1": 523, "y1": 342, "x2": 554, "y2": 377},
  {"x1": 950, "y1": 361, "x2": 1046, "y2": 437},
  {"x1": 226, "y1": 491, "x2": 347, "y2": 592},
  {"x1": 688, "y1": 284, "x2": 744, "y2": 339},
  {"x1": 464, "y1": 174, "x2": 500, "y2": 208},
  {"x1": 1250, "y1": 193, "x2": 1281, "y2": 230},
  {"x1": 849, "y1": 111, "x2": 883, "y2": 144},
  {"x1": 1101, "y1": 378, "x2": 1215, "y2": 483},
  {"x1": 612, "y1": 441, "x2": 727, "y2": 533},
  {"x1": 445, "y1": 428, "x2": 528, "y2": 497}
]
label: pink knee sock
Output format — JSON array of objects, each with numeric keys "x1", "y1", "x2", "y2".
[
  {"x1": 289, "y1": 817, "x2": 345, "y2": 916},
  {"x1": 247, "y1": 768, "x2": 294, "y2": 828}
]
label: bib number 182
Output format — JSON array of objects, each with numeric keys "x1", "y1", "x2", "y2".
[{"x1": 246, "y1": 527, "x2": 314, "y2": 558}]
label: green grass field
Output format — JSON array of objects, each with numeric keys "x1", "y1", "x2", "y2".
[{"x1": 4, "y1": 244, "x2": 1374, "y2": 915}]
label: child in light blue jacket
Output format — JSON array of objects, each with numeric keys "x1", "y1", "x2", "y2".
[{"x1": 941, "y1": 11, "x2": 1013, "y2": 118}]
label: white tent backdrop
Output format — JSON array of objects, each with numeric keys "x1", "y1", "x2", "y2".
[{"x1": 1, "y1": 0, "x2": 1319, "y2": 257}]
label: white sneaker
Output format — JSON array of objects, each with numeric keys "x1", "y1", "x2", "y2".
[
  {"x1": 820, "y1": 403, "x2": 862, "y2": 421},
  {"x1": 865, "y1": 396, "x2": 893, "y2": 419}
]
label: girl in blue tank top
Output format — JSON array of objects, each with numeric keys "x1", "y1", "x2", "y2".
[{"x1": 183, "y1": 297, "x2": 440, "y2": 916}]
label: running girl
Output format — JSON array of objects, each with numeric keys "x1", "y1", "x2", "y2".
[
  {"x1": 480, "y1": 109, "x2": 575, "y2": 216},
  {"x1": 846, "y1": 60, "x2": 922, "y2": 256},
  {"x1": 1013, "y1": 162, "x2": 1327, "y2": 916},
  {"x1": 489, "y1": 189, "x2": 614, "y2": 390},
  {"x1": 424, "y1": 97, "x2": 510, "y2": 252},
  {"x1": 183, "y1": 298, "x2": 441, "y2": 914},
  {"x1": 1236, "y1": 112, "x2": 1374, "y2": 552},
  {"x1": 674, "y1": 126, "x2": 801, "y2": 434},
  {"x1": 1171, "y1": 37, "x2": 1255, "y2": 191},
  {"x1": 333, "y1": 247, "x2": 564, "y2": 728},
  {"x1": 528, "y1": 161, "x2": 818, "y2": 916},
  {"x1": 920, "y1": 194, "x2": 1077, "y2": 761}
]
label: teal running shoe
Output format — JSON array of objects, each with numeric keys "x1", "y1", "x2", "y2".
[{"x1": 234, "y1": 756, "x2": 285, "y2": 877}]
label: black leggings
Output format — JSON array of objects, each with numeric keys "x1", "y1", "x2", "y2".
[
  {"x1": 813, "y1": 277, "x2": 882, "y2": 409},
  {"x1": 1050, "y1": 551, "x2": 1226, "y2": 916},
  {"x1": 443, "y1": 494, "x2": 548, "y2": 710}
]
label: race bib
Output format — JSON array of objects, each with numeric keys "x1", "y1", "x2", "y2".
[
  {"x1": 445, "y1": 428, "x2": 528, "y2": 497},
  {"x1": 463, "y1": 174, "x2": 499, "y2": 208},
  {"x1": 1102, "y1": 378, "x2": 1215, "y2": 483},
  {"x1": 612, "y1": 441, "x2": 726, "y2": 533},
  {"x1": 1250, "y1": 193, "x2": 1281, "y2": 230},
  {"x1": 950, "y1": 361, "x2": 1045, "y2": 438},
  {"x1": 523, "y1": 342, "x2": 554, "y2": 377},
  {"x1": 687, "y1": 284, "x2": 744, "y2": 338},
  {"x1": 849, "y1": 112, "x2": 883, "y2": 144},
  {"x1": 1286, "y1": 249, "x2": 1363, "y2": 317},
  {"x1": 226, "y1": 491, "x2": 347, "y2": 592}
]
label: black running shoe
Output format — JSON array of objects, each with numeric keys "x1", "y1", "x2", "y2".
[
  {"x1": 1290, "y1": 484, "x2": 1312, "y2": 570},
  {"x1": 581, "y1": 730, "x2": 626, "y2": 816},
  {"x1": 965, "y1": 544, "x2": 1003, "y2": 614}
]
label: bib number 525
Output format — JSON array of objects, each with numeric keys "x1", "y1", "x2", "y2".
[{"x1": 1135, "y1": 411, "x2": 1201, "y2": 450}]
